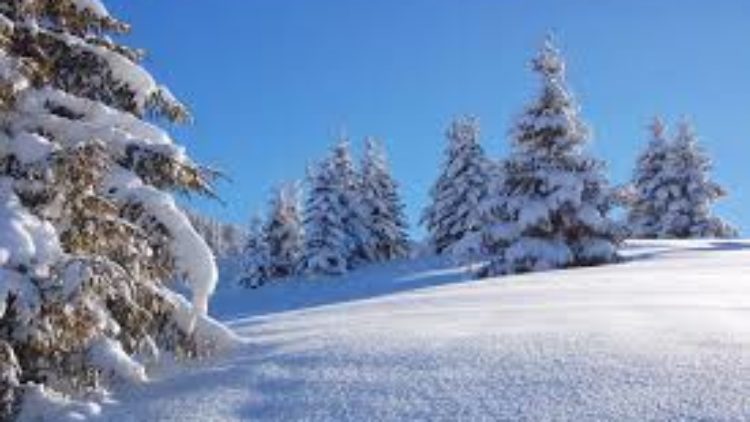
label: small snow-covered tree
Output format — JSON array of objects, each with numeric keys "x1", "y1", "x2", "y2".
[
  {"x1": 659, "y1": 120, "x2": 736, "y2": 238},
  {"x1": 239, "y1": 215, "x2": 271, "y2": 288},
  {"x1": 360, "y1": 138, "x2": 410, "y2": 261},
  {"x1": 328, "y1": 140, "x2": 372, "y2": 267},
  {"x1": 0, "y1": 1, "x2": 233, "y2": 417},
  {"x1": 482, "y1": 37, "x2": 619, "y2": 275},
  {"x1": 626, "y1": 117, "x2": 674, "y2": 237},
  {"x1": 302, "y1": 160, "x2": 349, "y2": 276},
  {"x1": 421, "y1": 116, "x2": 492, "y2": 255},
  {"x1": 264, "y1": 183, "x2": 304, "y2": 279}
]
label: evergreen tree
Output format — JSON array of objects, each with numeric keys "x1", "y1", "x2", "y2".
[
  {"x1": 483, "y1": 37, "x2": 619, "y2": 275},
  {"x1": 0, "y1": 0, "x2": 232, "y2": 416},
  {"x1": 360, "y1": 137, "x2": 410, "y2": 261},
  {"x1": 239, "y1": 215, "x2": 271, "y2": 288},
  {"x1": 421, "y1": 116, "x2": 492, "y2": 255},
  {"x1": 659, "y1": 120, "x2": 736, "y2": 238},
  {"x1": 626, "y1": 117, "x2": 674, "y2": 237},
  {"x1": 264, "y1": 183, "x2": 304, "y2": 279},
  {"x1": 329, "y1": 140, "x2": 372, "y2": 267},
  {"x1": 302, "y1": 159, "x2": 349, "y2": 276}
]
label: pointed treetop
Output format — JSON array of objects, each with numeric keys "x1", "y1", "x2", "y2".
[
  {"x1": 364, "y1": 136, "x2": 388, "y2": 165},
  {"x1": 675, "y1": 117, "x2": 697, "y2": 144},
  {"x1": 648, "y1": 116, "x2": 667, "y2": 142},
  {"x1": 364, "y1": 135, "x2": 379, "y2": 152},
  {"x1": 532, "y1": 34, "x2": 565, "y2": 78},
  {"x1": 447, "y1": 115, "x2": 480, "y2": 146},
  {"x1": 333, "y1": 124, "x2": 350, "y2": 145},
  {"x1": 278, "y1": 181, "x2": 301, "y2": 205}
]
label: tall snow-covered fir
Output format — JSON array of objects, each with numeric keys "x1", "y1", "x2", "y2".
[
  {"x1": 264, "y1": 183, "x2": 304, "y2": 279},
  {"x1": 662, "y1": 120, "x2": 734, "y2": 238},
  {"x1": 302, "y1": 157, "x2": 350, "y2": 276},
  {"x1": 421, "y1": 116, "x2": 493, "y2": 256},
  {"x1": 328, "y1": 140, "x2": 373, "y2": 268},
  {"x1": 482, "y1": 37, "x2": 620, "y2": 276},
  {"x1": 360, "y1": 138, "x2": 410, "y2": 261},
  {"x1": 0, "y1": 0, "x2": 234, "y2": 418}
]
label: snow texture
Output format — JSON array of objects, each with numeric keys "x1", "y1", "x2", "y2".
[
  {"x1": 0, "y1": 179, "x2": 61, "y2": 274},
  {"x1": 63, "y1": 239, "x2": 750, "y2": 421}
]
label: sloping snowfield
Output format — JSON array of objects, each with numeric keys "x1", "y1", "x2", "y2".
[{"x1": 100, "y1": 240, "x2": 750, "y2": 421}]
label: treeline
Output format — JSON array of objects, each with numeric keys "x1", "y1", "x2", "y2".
[
  {"x1": 239, "y1": 138, "x2": 410, "y2": 287},
  {"x1": 234, "y1": 37, "x2": 735, "y2": 287}
]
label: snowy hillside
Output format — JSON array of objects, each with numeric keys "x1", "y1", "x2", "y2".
[{"x1": 85, "y1": 240, "x2": 750, "y2": 421}]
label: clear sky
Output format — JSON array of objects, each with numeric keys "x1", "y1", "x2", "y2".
[{"x1": 107, "y1": 0, "x2": 749, "y2": 236}]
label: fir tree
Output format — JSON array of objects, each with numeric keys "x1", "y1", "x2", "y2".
[
  {"x1": 483, "y1": 37, "x2": 619, "y2": 275},
  {"x1": 659, "y1": 120, "x2": 736, "y2": 238},
  {"x1": 329, "y1": 140, "x2": 372, "y2": 267},
  {"x1": 302, "y1": 160, "x2": 349, "y2": 276},
  {"x1": 626, "y1": 117, "x2": 674, "y2": 237},
  {"x1": 239, "y1": 215, "x2": 271, "y2": 288},
  {"x1": 421, "y1": 116, "x2": 493, "y2": 255},
  {"x1": 0, "y1": 0, "x2": 232, "y2": 416},
  {"x1": 264, "y1": 183, "x2": 304, "y2": 279},
  {"x1": 360, "y1": 137, "x2": 410, "y2": 261}
]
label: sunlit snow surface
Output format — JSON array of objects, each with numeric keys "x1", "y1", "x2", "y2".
[{"x1": 100, "y1": 240, "x2": 750, "y2": 421}]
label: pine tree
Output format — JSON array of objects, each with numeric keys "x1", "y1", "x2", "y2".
[
  {"x1": 0, "y1": 1, "x2": 233, "y2": 416},
  {"x1": 328, "y1": 140, "x2": 372, "y2": 267},
  {"x1": 302, "y1": 160, "x2": 349, "y2": 276},
  {"x1": 658, "y1": 120, "x2": 736, "y2": 238},
  {"x1": 239, "y1": 215, "x2": 271, "y2": 288},
  {"x1": 360, "y1": 137, "x2": 410, "y2": 261},
  {"x1": 264, "y1": 183, "x2": 304, "y2": 279},
  {"x1": 626, "y1": 117, "x2": 674, "y2": 237},
  {"x1": 421, "y1": 116, "x2": 492, "y2": 255},
  {"x1": 483, "y1": 37, "x2": 619, "y2": 275}
]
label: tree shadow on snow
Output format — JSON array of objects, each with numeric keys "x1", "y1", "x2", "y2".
[
  {"x1": 211, "y1": 257, "x2": 476, "y2": 321},
  {"x1": 620, "y1": 240, "x2": 750, "y2": 262}
]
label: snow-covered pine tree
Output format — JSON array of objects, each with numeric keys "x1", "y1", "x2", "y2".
[
  {"x1": 328, "y1": 140, "x2": 372, "y2": 267},
  {"x1": 482, "y1": 37, "x2": 620, "y2": 276},
  {"x1": 626, "y1": 117, "x2": 674, "y2": 237},
  {"x1": 239, "y1": 215, "x2": 271, "y2": 288},
  {"x1": 0, "y1": 1, "x2": 233, "y2": 417},
  {"x1": 421, "y1": 116, "x2": 492, "y2": 255},
  {"x1": 264, "y1": 183, "x2": 304, "y2": 279},
  {"x1": 360, "y1": 137, "x2": 410, "y2": 261},
  {"x1": 302, "y1": 160, "x2": 349, "y2": 276},
  {"x1": 658, "y1": 120, "x2": 736, "y2": 238}
]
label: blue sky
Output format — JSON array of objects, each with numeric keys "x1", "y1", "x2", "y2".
[{"x1": 108, "y1": 0, "x2": 749, "y2": 236}]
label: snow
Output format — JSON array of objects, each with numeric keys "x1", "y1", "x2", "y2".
[
  {"x1": 18, "y1": 384, "x2": 104, "y2": 422},
  {"x1": 70, "y1": 0, "x2": 111, "y2": 19},
  {"x1": 104, "y1": 169, "x2": 217, "y2": 315},
  {"x1": 88, "y1": 337, "x2": 148, "y2": 384},
  {"x1": 76, "y1": 239, "x2": 750, "y2": 421},
  {"x1": 0, "y1": 179, "x2": 61, "y2": 272}
]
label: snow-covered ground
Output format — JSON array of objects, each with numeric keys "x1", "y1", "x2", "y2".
[{"x1": 96, "y1": 239, "x2": 750, "y2": 421}]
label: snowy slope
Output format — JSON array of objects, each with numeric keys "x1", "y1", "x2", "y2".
[{"x1": 94, "y1": 240, "x2": 750, "y2": 421}]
